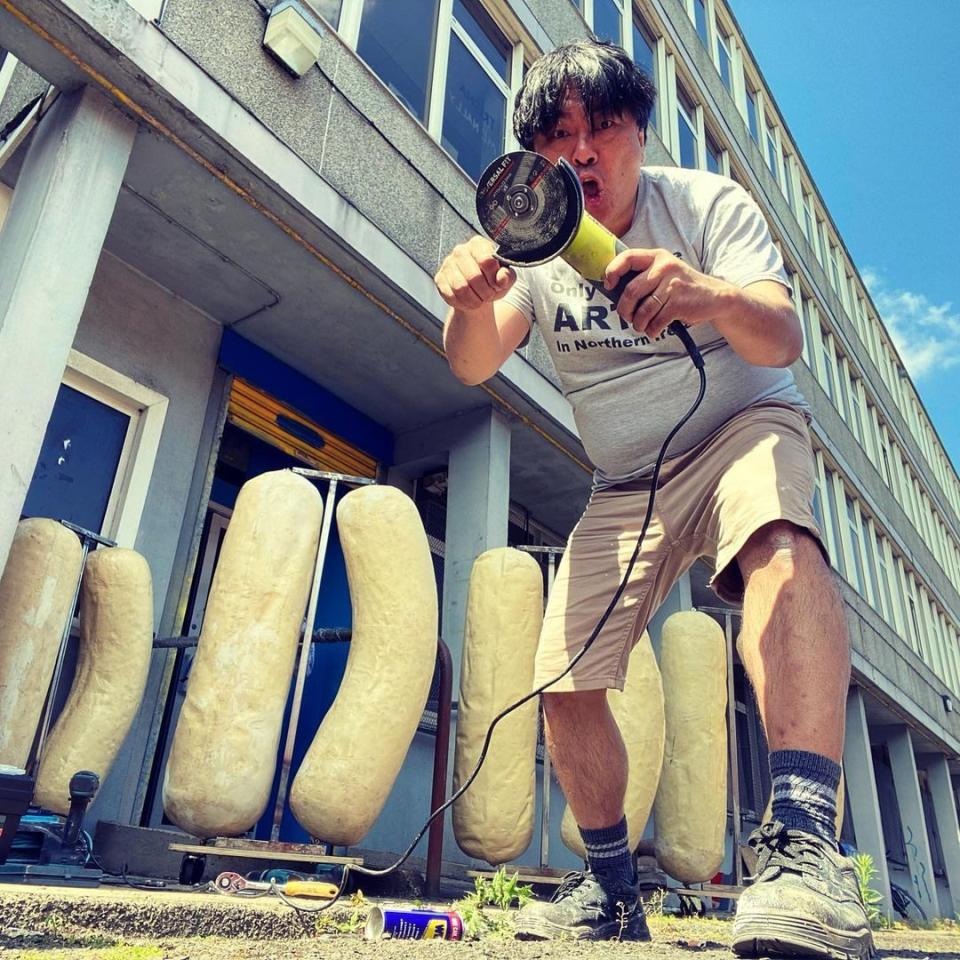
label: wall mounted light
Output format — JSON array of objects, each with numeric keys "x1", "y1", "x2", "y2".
[
  {"x1": 944, "y1": 694, "x2": 954, "y2": 714},
  {"x1": 263, "y1": 0, "x2": 326, "y2": 78}
]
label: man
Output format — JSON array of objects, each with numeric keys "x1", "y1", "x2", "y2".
[{"x1": 435, "y1": 39, "x2": 872, "y2": 959}]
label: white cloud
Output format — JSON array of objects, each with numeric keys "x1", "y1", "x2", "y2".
[{"x1": 862, "y1": 270, "x2": 960, "y2": 380}]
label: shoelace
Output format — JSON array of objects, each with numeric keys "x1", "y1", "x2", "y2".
[
  {"x1": 750, "y1": 822, "x2": 830, "y2": 881},
  {"x1": 551, "y1": 871, "x2": 590, "y2": 902}
]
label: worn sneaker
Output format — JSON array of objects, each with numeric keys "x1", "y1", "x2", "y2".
[
  {"x1": 514, "y1": 870, "x2": 650, "y2": 941},
  {"x1": 732, "y1": 821, "x2": 876, "y2": 960}
]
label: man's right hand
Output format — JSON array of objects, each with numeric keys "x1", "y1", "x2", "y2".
[{"x1": 434, "y1": 236, "x2": 516, "y2": 311}]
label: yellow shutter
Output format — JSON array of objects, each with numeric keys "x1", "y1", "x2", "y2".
[{"x1": 227, "y1": 378, "x2": 377, "y2": 479}]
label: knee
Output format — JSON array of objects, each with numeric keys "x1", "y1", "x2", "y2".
[{"x1": 738, "y1": 520, "x2": 826, "y2": 586}]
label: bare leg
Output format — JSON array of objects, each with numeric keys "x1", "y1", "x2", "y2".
[
  {"x1": 542, "y1": 689, "x2": 627, "y2": 829},
  {"x1": 736, "y1": 520, "x2": 849, "y2": 762}
]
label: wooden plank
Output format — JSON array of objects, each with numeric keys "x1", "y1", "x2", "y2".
[
  {"x1": 169, "y1": 843, "x2": 362, "y2": 865},
  {"x1": 673, "y1": 885, "x2": 743, "y2": 899},
  {"x1": 467, "y1": 868, "x2": 568, "y2": 885}
]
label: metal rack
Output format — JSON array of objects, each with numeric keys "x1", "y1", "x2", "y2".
[{"x1": 152, "y1": 469, "x2": 455, "y2": 896}]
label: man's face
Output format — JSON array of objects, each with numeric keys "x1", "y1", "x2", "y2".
[{"x1": 531, "y1": 91, "x2": 646, "y2": 238}]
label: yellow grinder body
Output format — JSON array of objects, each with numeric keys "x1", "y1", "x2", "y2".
[{"x1": 475, "y1": 150, "x2": 628, "y2": 291}]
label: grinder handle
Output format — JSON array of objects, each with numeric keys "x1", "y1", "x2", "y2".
[{"x1": 598, "y1": 241, "x2": 703, "y2": 369}]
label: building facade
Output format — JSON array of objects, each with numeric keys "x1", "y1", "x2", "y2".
[{"x1": 1, "y1": 0, "x2": 958, "y2": 918}]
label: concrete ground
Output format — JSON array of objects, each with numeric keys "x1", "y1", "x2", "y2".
[{"x1": 1, "y1": 880, "x2": 958, "y2": 959}]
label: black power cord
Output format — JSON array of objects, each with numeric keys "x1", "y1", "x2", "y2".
[{"x1": 282, "y1": 331, "x2": 707, "y2": 915}]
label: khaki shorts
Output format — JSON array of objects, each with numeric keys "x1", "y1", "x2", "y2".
[{"x1": 533, "y1": 402, "x2": 826, "y2": 692}]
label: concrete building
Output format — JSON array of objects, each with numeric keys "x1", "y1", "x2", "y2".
[{"x1": 1, "y1": 0, "x2": 958, "y2": 918}]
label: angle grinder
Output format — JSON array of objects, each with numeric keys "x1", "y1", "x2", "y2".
[{"x1": 475, "y1": 150, "x2": 701, "y2": 363}]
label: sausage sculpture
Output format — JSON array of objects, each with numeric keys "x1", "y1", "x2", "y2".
[
  {"x1": 0, "y1": 519, "x2": 83, "y2": 770},
  {"x1": 560, "y1": 632, "x2": 664, "y2": 857},
  {"x1": 164, "y1": 470, "x2": 323, "y2": 837},
  {"x1": 290, "y1": 486, "x2": 437, "y2": 843},
  {"x1": 35, "y1": 548, "x2": 153, "y2": 813},
  {"x1": 453, "y1": 548, "x2": 543, "y2": 864},
  {"x1": 654, "y1": 611, "x2": 728, "y2": 882}
]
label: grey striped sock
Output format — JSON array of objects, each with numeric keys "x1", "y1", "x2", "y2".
[
  {"x1": 770, "y1": 749, "x2": 841, "y2": 847},
  {"x1": 580, "y1": 816, "x2": 636, "y2": 892}
]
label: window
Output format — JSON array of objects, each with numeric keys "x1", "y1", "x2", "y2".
[
  {"x1": 20, "y1": 351, "x2": 167, "y2": 547},
  {"x1": 836, "y1": 355, "x2": 851, "y2": 424},
  {"x1": 801, "y1": 297, "x2": 816, "y2": 368},
  {"x1": 705, "y1": 131, "x2": 723, "y2": 175},
  {"x1": 845, "y1": 497, "x2": 865, "y2": 595},
  {"x1": 0, "y1": 46, "x2": 16, "y2": 107},
  {"x1": 860, "y1": 516, "x2": 881, "y2": 614},
  {"x1": 357, "y1": 0, "x2": 439, "y2": 122},
  {"x1": 441, "y1": 0, "x2": 512, "y2": 180},
  {"x1": 746, "y1": 88, "x2": 759, "y2": 143},
  {"x1": 802, "y1": 192, "x2": 815, "y2": 245},
  {"x1": 23, "y1": 386, "x2": 130, "y2": 534},
  {"x1": 764, "y1": 120, "x2": 779, "y2": 185},
  {"x1": 828, "y1": 244, "x2": 841, "y2": 293},
  {"x1": 848, "y1": 376, "x2": 864, "y2": 445},
  {"x1": 715, "y1": 28, "x2": 733, "y2": 92},
  {"x1": 875, "y1": 533, "x2": 895, "y2": 625},
  {"x1": 824, "y1": 471, "x2": 846, "y2": 577},
  {"x1": 782, "y1": 152, "x2": 795, "y2": 208},
  {"x1": 594, "y1": 0, "x2": 623, "y2": 45},
  {"x1": 677, "y1": 85, "x2": 699, "y2": 170},
  {"x1": 693, "y1": 0, "x2": 709, "y2": 46},
  {"x1": 632, "y1": 18, "x2": 659, "y2": 131},
  {"x1": 356, "y1": 0, "x2": 518, "y2": 183},
  {"x1": 820, "y1": 328, "x2": 836, "y2": 402}
]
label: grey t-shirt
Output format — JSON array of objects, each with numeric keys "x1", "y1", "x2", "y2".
[{"x1": 502, "y1": 165, "x2": 808, "y2": 487}]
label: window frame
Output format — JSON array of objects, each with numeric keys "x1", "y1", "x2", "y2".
[
  {"x1": 0, "y1": 48, "x2": 17, "y2": 104},
  {"x1": 344, "y1": 0, "x2": 525, "y2": 182},
  {"x1": 54, "y1": 350, "x2": 168, "y2": 547}
]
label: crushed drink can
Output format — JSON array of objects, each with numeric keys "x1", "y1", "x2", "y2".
[{"x1": 365, "y1": 906, "x2": 464, "y2": 940}]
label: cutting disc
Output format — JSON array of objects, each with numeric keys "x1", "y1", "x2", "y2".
[{"x1": 475, "y1": 151, "x2": 583, "y2": 266}]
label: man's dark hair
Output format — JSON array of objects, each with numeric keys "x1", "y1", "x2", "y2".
[{"x1": 513, "y1": 39, "x2": 657, "y2": 149}]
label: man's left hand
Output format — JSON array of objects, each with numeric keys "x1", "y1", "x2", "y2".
[{"x1": 604, "y1": 248, "x2": 733, "y2": 340}]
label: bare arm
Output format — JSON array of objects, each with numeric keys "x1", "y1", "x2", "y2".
[
  {"x1": 605, "y1": 249, "x2": 802, "y2": 368},
  {"x1": 435, "y1": 236, "x2": 530, "y2": 385},
  {"x1": 443, "y1": 302, "x2": 531, "y2": 385},
  {"x1": 711, "y1": 280, "x2": 802, "y2": 368}
]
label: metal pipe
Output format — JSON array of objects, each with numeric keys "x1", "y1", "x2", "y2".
[
  {"x1": 425, "y1": 638, "x2": 453, "y2": 899},
  {"x1": 29, "y1": 522, "x2": 115, "y2": 776},
  {"x1": 270, "y1": 477, "x2": 339, "y2": 842},
  {"x1": 723, "y1": 612, "x2": 743, "y2": 886}
]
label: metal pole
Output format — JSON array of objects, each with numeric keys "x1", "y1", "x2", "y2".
[
  {"x1": 519, "y1": 544, "x2": 565, "y2": 871},
  {"x1": 268, "y1": 470, "x2": 374, "y2": 841},
  {"x1": 426, "y1": 639, "x2": 453, "y2": 898},
  {"x1": 724, "y1": 611, "x2": 743, "y2": 886},
  {"x1": 539, "y1": 550, "x2": 559, "y2": 870},
  {"x1": 29, "y1": 521, "x2": 115, "y2": 776},
  {"x1": 270, "y1": 478, "x2": 339, "y2": 841}
]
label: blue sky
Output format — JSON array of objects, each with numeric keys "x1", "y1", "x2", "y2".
[{"x1": 730, "y1": 0, "x2": 960, "y2": 472}]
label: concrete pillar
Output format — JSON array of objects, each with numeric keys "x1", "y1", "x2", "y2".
[
  {"x1": 442, "y1": 407, "x2": 511, "y2": 685},
  {"x1": 843, "y1": 687, "x2": 892, "y2": 916},
  {"x1": 0, "y1": 86, "x2": 136, "y2": 576},
  {"x1": 921, "y1": 754, "x2": 960, "y2": 917},
  {"x1": 886, "y1": 726, "x2": 939, "y2": 917}
]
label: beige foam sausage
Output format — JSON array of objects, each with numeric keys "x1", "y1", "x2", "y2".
[
  {"x1": 163, "y1": 471, "x2": 323, "y2": 837},
  {"x1": 289, "y1": 486, "x2": 437, "y2": 844},
  {"x1": 561, "y1": 631, "x2": 664, "y2": 858},
  {"x1": 452, "y1": 549, "x2": 542, "y2": 865},
  {"x1": 0, "y1": 519, "x2": 84, "y2": 770},
  {"x1": 654, "y1": 611, "x2": 728, "y2": 882},
  {"x1": 34, "y1": 548, "x2": 153, "y2": 813}
]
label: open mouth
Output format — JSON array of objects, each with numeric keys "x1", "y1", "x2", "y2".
[{"x1": 579, "y1": 175, "x2": 601, "y2": 200}]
